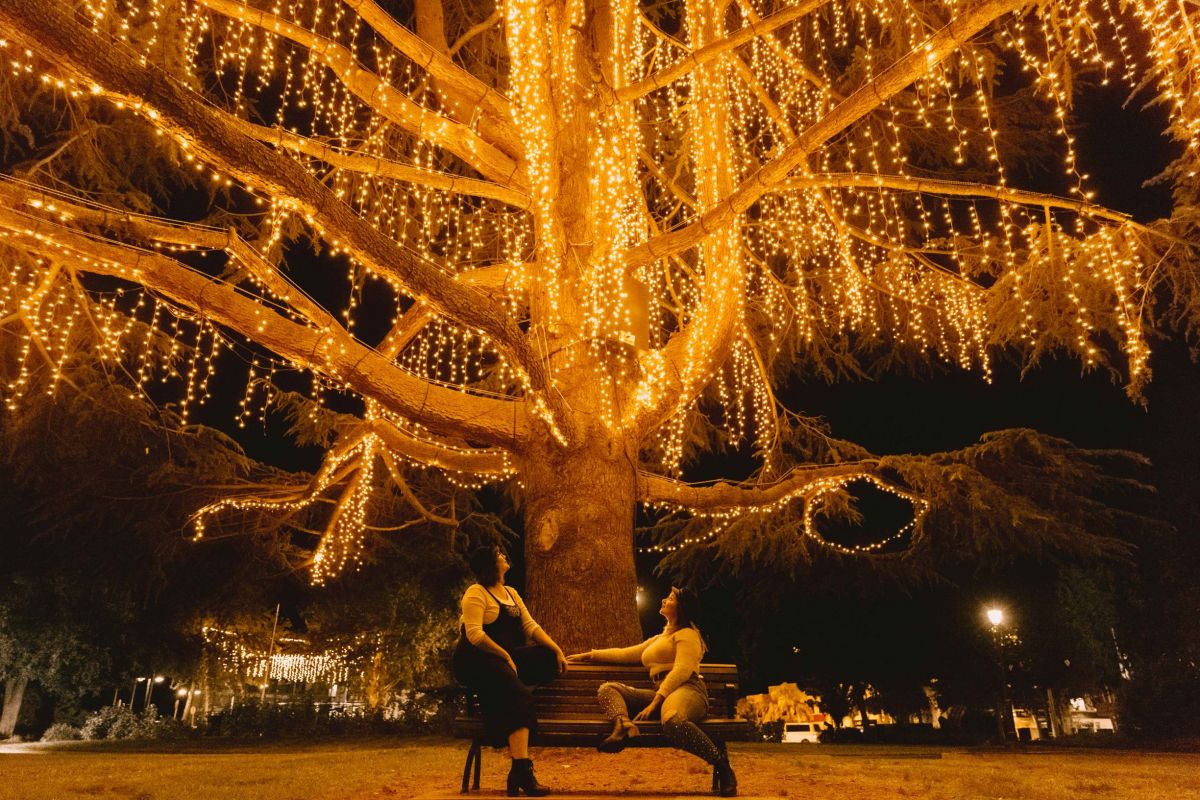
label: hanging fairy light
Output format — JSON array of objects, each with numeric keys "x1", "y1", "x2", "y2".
[{"x1": 0, "y1": 0, "x2": 1191, "y2": 580}]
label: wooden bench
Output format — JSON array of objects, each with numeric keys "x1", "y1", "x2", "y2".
[{"x1": 453, "y1": 663, "x2": 752, "y2": 793}]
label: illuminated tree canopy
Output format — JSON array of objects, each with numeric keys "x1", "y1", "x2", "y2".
[{"x1": 0, "y1": 0, "x2": 1196, "y2": 647}]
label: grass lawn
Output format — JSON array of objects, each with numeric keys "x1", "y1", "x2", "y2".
[{"x1": 1, "y1": 737, "x2": 1198, "y2": 799}]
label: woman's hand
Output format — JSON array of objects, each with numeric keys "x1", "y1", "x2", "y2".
[
  {"x1": 554, "y1": 648, "x2": 569, "y2": 674},
  {"x1": 633, "y1": 694, "x2": 664, "y2": 723},
  {"x1": 566, "y1": 650, "x2": 594, "y2": 663},
  {"x1": 503, "y1": 654, "x2": 519, "y2": 675}
]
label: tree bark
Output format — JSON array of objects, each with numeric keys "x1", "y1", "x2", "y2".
[
  {"x1": 521, "y1": 434, "x2": 642, "y2": 654},
  {"x1": 1, "y1": 676, "x2": 29, "y2": 738}
]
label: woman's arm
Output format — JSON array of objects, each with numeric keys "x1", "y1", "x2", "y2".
[
  {"x1": 530, "y1": 626, "x2": 568, "y2": 673},
  {"x1": 568, "y1": 637, "x2": 656, "y2": 664},
  {"x1": 461, "y1": 586, "x2": 518, "y2": 672},
  {"x1": 509, "y1": 589, "x2": 568, "y2": 673}
]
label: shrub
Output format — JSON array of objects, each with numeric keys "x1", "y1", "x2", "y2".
[
  {"x1": 80, "y1": 706, "x2": 186, "y2": 741},
  {"x1": 80, "y1": 706, "x2": 125, "y2": 740},
  {"x1": 202, "y1": 690, "x2": 458, "y2": 739},
  {"x1": 41, "y1": 723, "x2": 82, "y2": 742},
  {"x1": 751, "y1": 720, "x2": 784, "y2": 743},
  {"x1": 820, "y1": 726, "x2": 864, "y2": 744}
]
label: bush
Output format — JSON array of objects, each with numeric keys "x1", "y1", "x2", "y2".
[
  {"x1": 818, "y1": 722, "x2": 991, "y2": 745},
  {"x1": 751, "y1": 720, "x2": 784, "y2": 743},
  {"x1": 203, "y1": 690, "x2": 459, "y2": 739},
  {"x1": 205, "y1": 700, "x2": 321, "y2": 739},
  {"x1": 80, "y1": 706, "x2": 186, "y2": 741},
  {"x1": 41, "y1": 723, "x2": 82, "y2": 742},
  {"x1": 820, "y1": 726, "x2": 864, "y2": 744},
  {"x1": 386, "y1": 688, "x2": 457, "y2": 733},
  {"x1": 80, "y1": 706, "x2": 124, "y2": 739}
]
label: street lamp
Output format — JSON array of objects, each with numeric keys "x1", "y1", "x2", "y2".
[
  {"x1": 984, "y1": 606, "x2": 1016, "y2": 744},
  {"x1": 145, "y1": 675, "x2": 165, "y2": 712}
]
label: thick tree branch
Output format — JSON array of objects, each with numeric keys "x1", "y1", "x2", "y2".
[
  {"x1": 0, "y1": 0, "x2": 561, "y2": 421},
  {"x1": 367, "y1": 416, "x2": 513, "y2": 474},
  {"x1": 194, "y1": 0, "x2": 525, "y2": 175},
  {"x1": 0, "y1": 175, "x2": 340, "y2": 329},
  {"x1": 617, "y1": 2, "x2": 817, "y2": 102},
  {"x1": 625, "y1": 0, "x2": 1027, "y2": 265},
  {"x1": 342, "y1": 0, "x2": 514, "y2": 132},
  {"x1": 0, "y1": 206, "x2": 533, "y2": 448},
  {"x1": 638, "y1": 461, "x2": 881, "y2": 509},
  {"x1": 235, "y1": 119, "x2": 532, "y2": 209},
  {"x1": 377, "y1": 263, "x2": 523, "y2": 358},
  {"x1": 781, "y1": 172, "x2": 1134, "y2": 224}
]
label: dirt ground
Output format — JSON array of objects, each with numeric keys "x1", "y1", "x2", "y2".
[{"x1": 1, "y1": 737, "x2": 1198, "y2": 799}]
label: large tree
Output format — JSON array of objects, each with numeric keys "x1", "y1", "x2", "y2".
[{"x1": 0, "y1": 0, "x2": 1196, "y2": 649}]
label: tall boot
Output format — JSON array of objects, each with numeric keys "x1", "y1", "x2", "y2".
[
  {"x1": 506, "y1": 758, "x2": 550, "y2": 797},
  {"x1": 713, "y1": 755, "x2": 738, "y2": 797}
]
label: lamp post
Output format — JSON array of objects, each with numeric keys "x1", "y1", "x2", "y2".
[
  {"x1": 130, "y1": 676, "x2": 146, "y2": 709},
  {"x1": 985, "y1": 606, "x2": 1016, "y2": 744},
  {"x1": 145, "y1": 675, "x2": 165, "y2": 712}
]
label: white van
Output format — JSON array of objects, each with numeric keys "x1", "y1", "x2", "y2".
[{"x1": 782, "y1": 721, "x2": 823, "y2": 743}]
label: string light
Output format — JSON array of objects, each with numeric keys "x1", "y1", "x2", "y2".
[
  {"x1": 203, "y1": 626, "x2": 352, "y2": 684},
  {"x1": 638, "y1": 472, "x2": 929, "y2": 554},
  {"x1": 0, "y1": 0, "x2": 1190, "y2": 581}
]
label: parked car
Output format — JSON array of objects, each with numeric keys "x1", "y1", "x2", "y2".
[{"x1": 782, "y1": 721, "x2": 823, "y2": 743}]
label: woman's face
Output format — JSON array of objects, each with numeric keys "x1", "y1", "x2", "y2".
[
  {"x1": 660, "y1": 588, "x2": 679, "y2": 620},
  {"x1": 495, "y1": 550, "x2": 510, "y2": 579}
]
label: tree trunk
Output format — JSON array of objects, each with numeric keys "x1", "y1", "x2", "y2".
[
  {"x1": 521, "y1": 434, "x2": 642, "y2": 654},
  {"x1": 1, "y1": 676, "x2": 29, "y2": 738}
]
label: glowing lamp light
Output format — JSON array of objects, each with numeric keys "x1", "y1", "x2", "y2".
[{"x1": 986, "y1": 607, "x2": 1005, "y2": 627}]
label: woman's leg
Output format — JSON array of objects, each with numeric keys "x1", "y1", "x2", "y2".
[
  {"x1": 660, "y1": 684, "x2": 722, "y2": 764},
  {"x1": 457, "y1": 648, "x2": 538, "y2": 750},
  {"x1": 597, "y1": 682, "x2": 656, "y2": 722},
  {"x1": 508, "y1": 726, "x2": 529, "y2": 759}
]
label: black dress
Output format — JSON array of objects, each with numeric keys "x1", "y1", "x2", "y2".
[{"x1": 452, "y1": 586, "x2": 558, "y2": 746}]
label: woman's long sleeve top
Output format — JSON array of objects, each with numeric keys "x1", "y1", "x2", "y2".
[
  {"x1": 591, "y1": 626, "x2": 705, "y2": 696},
  {"x1": 459, "y1": 584, "x2": 541, "y2": 646}
]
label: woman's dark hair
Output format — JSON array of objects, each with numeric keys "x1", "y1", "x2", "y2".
[
  {"x1": 468, "y1": 545, "x2": 502, "y2": 586},
  {"x1": 673, "y1": 586, "x2": 702, "y2": 630}
]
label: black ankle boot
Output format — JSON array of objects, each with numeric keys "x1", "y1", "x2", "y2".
[
  {"x1": 714, "y1": 756, "x2": 738, "y2": 797},
  {"x1": 506, "y1": 758, "x2": 550, "y2": 797},
  {"x1": 597, "y1": 717, "x2": 638, "y2": 753}
]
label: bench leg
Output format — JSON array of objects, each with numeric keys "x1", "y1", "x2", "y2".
[
  {"x1": 461, "y1": 740, "x2": 481, "y2": 793},
  {"x1": 712, "y1": 740, "x2": 728, "y2": 792},
  {"x1": 472, "y1": 739, "x2": 482, "y2": 790}
]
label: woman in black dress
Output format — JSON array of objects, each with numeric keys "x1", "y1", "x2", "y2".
[{"x1": 453, "y1": 545, "x2": 567, "y2": 797}]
